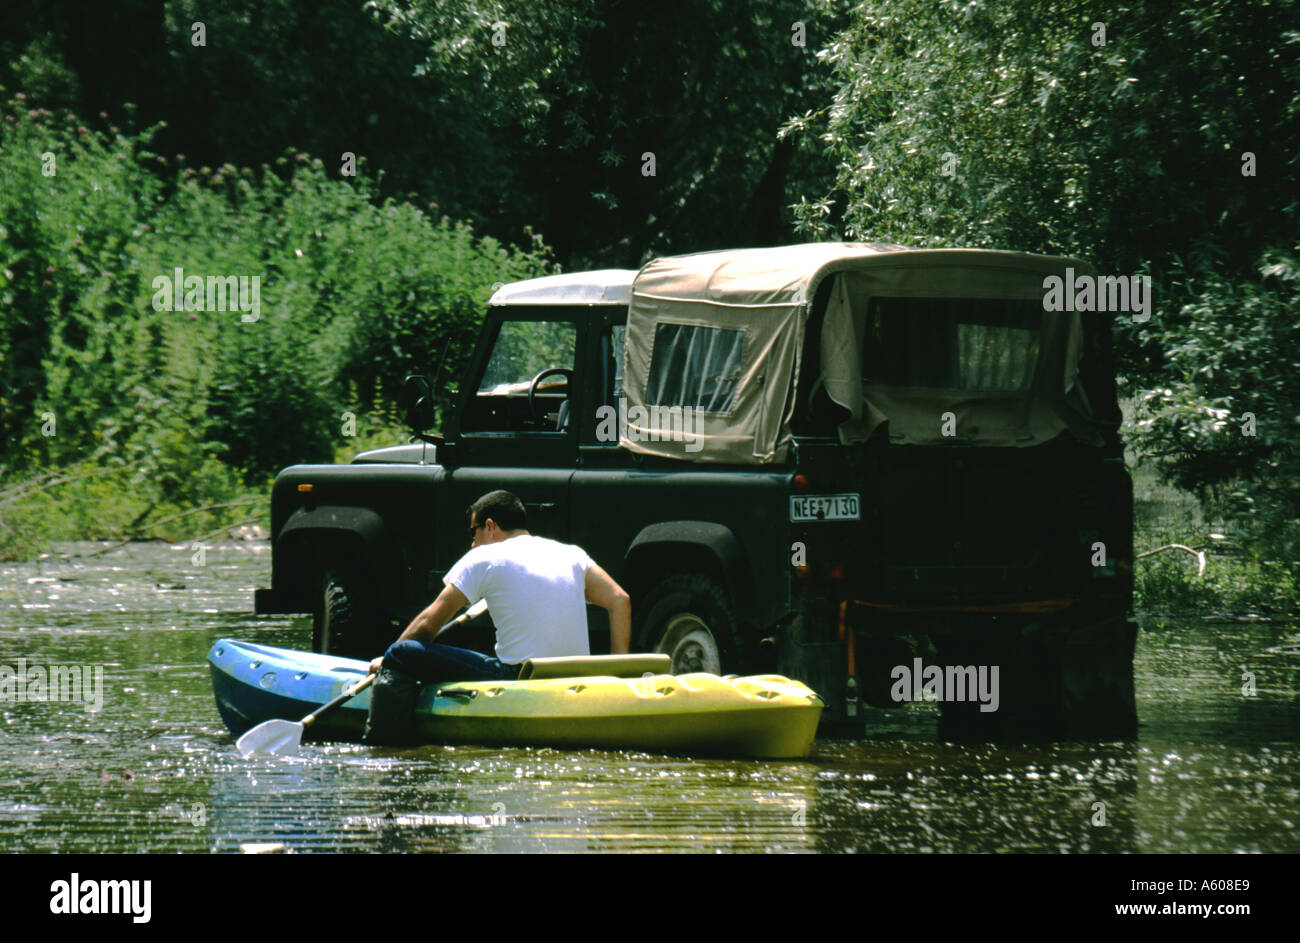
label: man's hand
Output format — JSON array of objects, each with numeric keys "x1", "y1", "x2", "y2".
[
  {"x1": 585, "y1": 564, "x2": 632, "y2": 654},
  {"x1": 369, "y1": 656, "x2": 385, "y2": 674}
]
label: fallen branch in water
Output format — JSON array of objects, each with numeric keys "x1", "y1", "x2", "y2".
[
  {"x1": 189, "y1": 514, "x2": 265, "y2": 546},
  {"x1": 64, "y1": 502, "x2": 267, "y2": 559},
  {"x1": 0, "y1": 457, "x2": 143, "y2": 506},
  {"x1": 131, "y1": 499, "x2": 262, "y2": 532},
  {"x1": 1137, "y1": 543, "x2": 1207, "y2": 577}
]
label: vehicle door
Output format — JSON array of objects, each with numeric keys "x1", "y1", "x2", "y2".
[{"x1": 440, "y1": 308, "x2": 583, "y2": 571}]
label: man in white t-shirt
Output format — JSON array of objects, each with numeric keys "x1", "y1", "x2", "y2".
[{"x1": 363, "y1": 490, "x2": 631, "y2": 743}]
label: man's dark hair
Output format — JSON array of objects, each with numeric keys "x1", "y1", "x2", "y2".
[{"x1": 468, "y1": 490, "x2": 527, "y2": 532}]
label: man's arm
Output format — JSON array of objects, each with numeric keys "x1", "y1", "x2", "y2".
[
  {"x1": 585, "y1": 564, "x2": 631, "y2": 655},
  {"x1": 399, "y1": 582, "x2": 471, "y2": 645},
  {"x1": 369, "y1": 582, "x2": 471, "y2": 671}
]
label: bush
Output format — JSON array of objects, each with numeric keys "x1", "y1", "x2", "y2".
[
  {"x1": 0, "y1": 90, "x2": 554, "y2": 553},
  {"x1": 1129, "y1": 248, "x2": 1300, "y2": 601}
]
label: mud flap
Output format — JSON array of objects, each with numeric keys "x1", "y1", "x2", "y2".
[
  {"x1": 1061, "y1": 615, "x2": 1138, "y2": 736},
  {"x1": 777, "y1": 612, "x2": 858, "y2": 735}
]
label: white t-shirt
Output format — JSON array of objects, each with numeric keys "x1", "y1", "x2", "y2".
[{"x1": 444, "y1": 535, "x2": 594, "y2": 665}]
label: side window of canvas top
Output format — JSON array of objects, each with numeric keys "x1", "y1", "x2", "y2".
[{"x1": 646, "y1": 323, "x2": 745, "y2": 415}]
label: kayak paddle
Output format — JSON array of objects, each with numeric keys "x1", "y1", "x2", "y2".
[
  {"x1": 235, "y1": 598, "x2": 489, "y2": 756},
  {"x1": 235, "y1": 671, "x2": 376, "y2": 756}
]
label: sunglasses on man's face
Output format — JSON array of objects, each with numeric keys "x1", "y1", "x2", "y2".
[{"x1": 468, "y1": 520, "x2": 485, "y2": 539}]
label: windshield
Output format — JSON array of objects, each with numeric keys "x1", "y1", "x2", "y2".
[{"x1": 477, "y1": 320, "x2": 576, "y2": 393}]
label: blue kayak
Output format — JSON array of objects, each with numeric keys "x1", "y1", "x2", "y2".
[{"x1": 209, "y1": 638, "x2": 824, "y2": 758}]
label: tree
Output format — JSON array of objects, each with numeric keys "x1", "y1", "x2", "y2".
[
  {"x1": 366, "y1": 0, "x2": 850, "y2": 266},
  {"x1": 785, "y1": 0, "x2": 1299, "y2": 378}
]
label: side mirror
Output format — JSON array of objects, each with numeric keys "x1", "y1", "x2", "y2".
[{"x1": 401, "y1": 374, "x2": 435, "y2": 431}]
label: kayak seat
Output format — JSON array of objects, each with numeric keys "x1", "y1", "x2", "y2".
[{"x1": 518, "y1": 653, "x2": 672, "y2": 680}]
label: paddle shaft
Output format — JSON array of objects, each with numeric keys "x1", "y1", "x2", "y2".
[
  {"x1": 302, "y1": 672, "x2": 375, "y2": 729},
  {"x1": 288, "y1": 600, "x2": 490, "y2": 731}
]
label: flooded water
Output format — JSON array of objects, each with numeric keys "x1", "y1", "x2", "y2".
[{"x1": 1, "y1": 541, "x2": 1296, "y2": 853}]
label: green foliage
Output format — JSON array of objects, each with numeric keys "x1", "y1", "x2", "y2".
[
  {"x1": 3, "y1": 0, "x2": 1296, "y2": 614},
  {"x1": 0, "y1": 435, "x2": 257, "y2": 562},
  {"x1": 331, "y1": 381, "x2": 412, "y2": 464},
  {"x1": 1135, "y1": 527, "x2": 1297, "y2": 617},
  {"x1": 789, "y1": 1, "x2": 1298, "y2": 267},
  {"x1": 1131, "y1": 463, "x2": 1295, "y2": 615},
  {"x1": 0, "y1": 93, "x2": 163, "y2": 470},
  {"x1": 367, "y1": 0, "x2": 849, "y2": 265},
  {"x1": 1128, "y1": 248, "x2": 1300, "y2": 582},
  {"x1": 0, "y1": 91, "x2": 552, "y2": 552},
  {"x1": 3, "y1": 34, "x2": 80, "y2": 106},
  {"x1": 0, "y1": 0, "x2": 502, "y2": 250},
  {"x1": 3, "y1": 0, "x2": 849, "y2": 268}
]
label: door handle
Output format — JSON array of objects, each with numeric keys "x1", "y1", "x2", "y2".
[{"x1": 524, "y1": 502, "x2": 557, "y2": 511}]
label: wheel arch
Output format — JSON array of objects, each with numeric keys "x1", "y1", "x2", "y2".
[
  {"x1": 276, "y1": 506, "x2": 395, "y2": 610},
  {"x1": 623, "y1": 521, "x2": 754, "y2": 625}
]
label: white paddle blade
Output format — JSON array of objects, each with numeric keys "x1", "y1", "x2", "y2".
[{"x1": 236, "y1": 719, "x2": 305, "y2": 756}]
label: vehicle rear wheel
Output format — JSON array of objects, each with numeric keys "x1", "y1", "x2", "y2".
[
  {"x1": 313, "y1": 570, "x2": 374, "y2": 658},
  {"x1": 635, "y1": 574, "x2": 742, "y2": 675},
  {"x1": 933, "y1": 617, "x2": 1137, "y2": 740}
]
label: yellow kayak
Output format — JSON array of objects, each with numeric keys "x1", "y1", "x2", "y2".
[{"x1": 209, "y1": 639, "x2": 824, "y2": 759}]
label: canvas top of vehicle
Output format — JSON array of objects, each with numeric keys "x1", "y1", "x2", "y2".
[{"x1": 603, "y1": 242, "x2": 1106, "y2": 464}]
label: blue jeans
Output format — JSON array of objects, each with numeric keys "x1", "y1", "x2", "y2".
[{"x1": 383, "y1": 639, "x2": 520, "y2": 683}]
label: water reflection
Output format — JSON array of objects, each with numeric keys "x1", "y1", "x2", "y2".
[{"x1": 0, "y1": 543, "x2": 1296, "y2": 853}]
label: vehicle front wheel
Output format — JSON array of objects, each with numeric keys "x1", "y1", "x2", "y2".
[
  {"x1": 635, "y1": 574, "x2": 742, "y2": 675},
  {"x1": 312, "y1": 570, "x2": 375, "y2": 658}
]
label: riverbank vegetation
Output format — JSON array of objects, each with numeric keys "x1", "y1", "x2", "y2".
[{"x1": 0, "y1": 87, "x2": 551, "y2": 559}]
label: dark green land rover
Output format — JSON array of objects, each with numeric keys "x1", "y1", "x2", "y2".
[{"x1": 255, "y1": 243, "x2": 1135, "y2": 739}]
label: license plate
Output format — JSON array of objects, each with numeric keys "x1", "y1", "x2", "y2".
[{"x1": 789, "y1": 493, "x2": 861, "y2": 522}]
